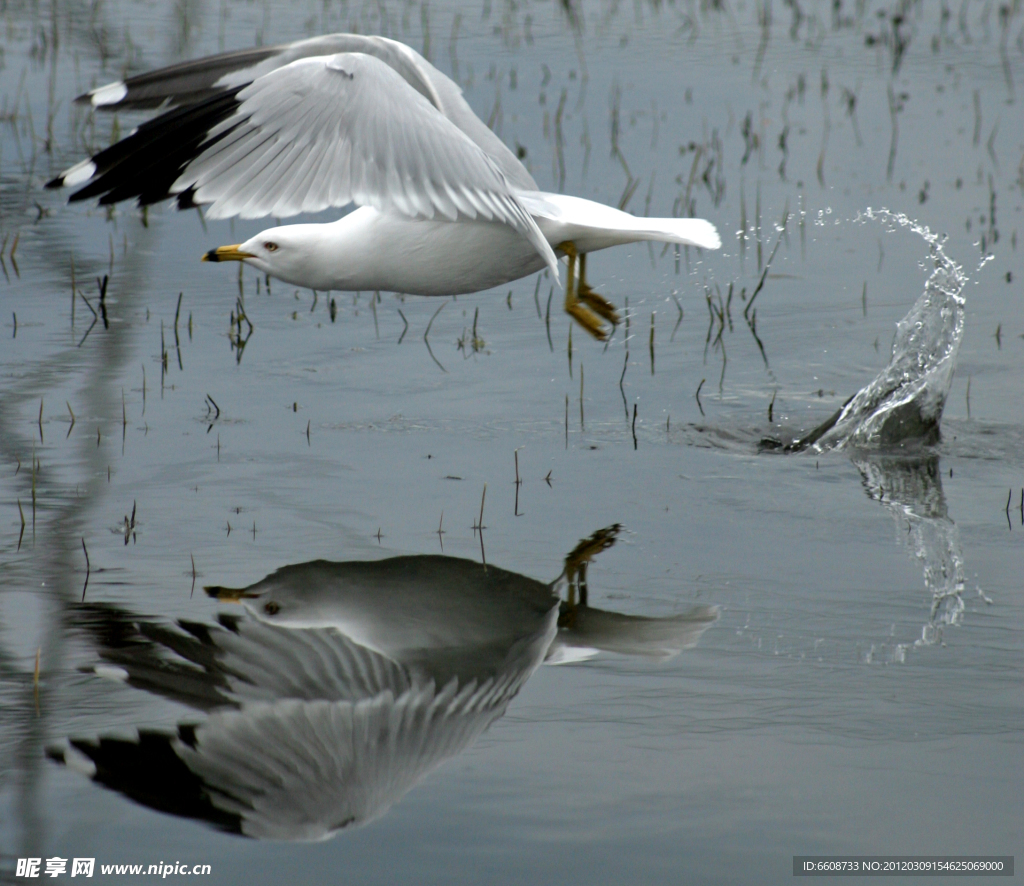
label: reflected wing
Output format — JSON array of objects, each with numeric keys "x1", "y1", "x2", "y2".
[
  {"x1": 181, "y1": 678, "x2": 518, "y2": 839},
  {"x1": 55, "y1": 601, "x2": 558, "y2": 840},
  {"x1": 50, "y1": 678, "x2": 518, "y2": 841},
  {"x1": 73, "y1": 606, "x2": 415, "y2": 710}
]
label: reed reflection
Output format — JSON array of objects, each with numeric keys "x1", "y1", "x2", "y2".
[{"x1": 49, "y1": 526, "x2": 717, "y2": 840}]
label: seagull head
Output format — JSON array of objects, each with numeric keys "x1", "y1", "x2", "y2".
[
  {"x1": 205, "y1": 581, "x2": 322, "y2": 628},
  {"x1": 202, "y1": 225, "x2": 318, "y2": 287}
]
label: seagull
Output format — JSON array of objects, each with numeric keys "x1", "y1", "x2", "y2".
[{"x1": 47, "y1": 34, "x2": 721, "y2": 340}]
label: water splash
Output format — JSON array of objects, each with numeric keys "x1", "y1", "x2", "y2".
[{"x1": 812, "y1": 209, "x2": 968, "y2": 451}]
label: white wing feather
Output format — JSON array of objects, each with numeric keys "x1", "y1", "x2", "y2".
[{"x1": 174, "y1": 52, "x2": 559, "y2": 279}]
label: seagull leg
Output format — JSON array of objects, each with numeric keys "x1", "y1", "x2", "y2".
[
  {"x1": 558, "y1": 240, "x2": 614, "y2": 340},
  {"x1": 557, "y1": 524, "x2": 622, "y2": 627},
  {"x1": 576, "y1": 253, "x2": 621, "y2": 327}
]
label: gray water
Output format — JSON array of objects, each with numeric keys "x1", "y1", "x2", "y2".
[{"x1": 1, "y1": 1, "x2": 1022, "y2": 883}]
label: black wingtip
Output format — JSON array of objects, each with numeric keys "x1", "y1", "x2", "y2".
[
  {"x1": 45, "y1": 175, "x2": 64, "y2": 190},
  {"x1": 55, "y1": 87, "x2": 243, "y2": 209},
  {"x1": 176, "y1": 187, "x2": 199, "y2": 210}
]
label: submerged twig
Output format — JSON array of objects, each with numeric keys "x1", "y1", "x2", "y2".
[
  {"x1": 886, "y1": 83, "x2": 901, "y2": 182},
  {"x1": 471, "y1": 483, "x2": 487, "y2": 568},
  {"x1": 545, "y1": 287, "x2": 554, "y2": 351},
  {"x1": 514, "y1": 449, "x2": 522, "y2": 516},
  {"x1": 423, "y1": 300, "x2": 448, "y2": 372},
  {"x1": 81, "y1": 538, "x2": 90, "y2": 601},
  {"x1": 671, "y1": 292, "x2": 684, "y2": 341},
  {"x1": 744, "y1": 229, "x2": 784, "y2": 321},
  {"x1": 174, "y1": 292, "x2": 184, "y2": 370},
  {"x1": 649, "y1": 312, "x2": 656, "y2": 375},
  {"x1": 619, "y1": 349, "x2": 629, "y2": 420},
  {"x1": 77, "y1": 290, "x2": 98, "y2": 348}
]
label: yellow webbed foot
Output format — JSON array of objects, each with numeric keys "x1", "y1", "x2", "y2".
[
  {"x1": 578, "y1": 286, "x2": 621, "y2": 325},
  {"x1": 566, "y1": 301, "x2": 610, "y2": 341},
  {"x1": 557, "y1": 242, "x2": 619, "y2": 341}
]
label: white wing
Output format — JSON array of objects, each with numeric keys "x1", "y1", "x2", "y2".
[
  {"x1": 53, "y1": 49, "x2": 559, "y2": 278},
  {"x1": 182, "y1": 52, "x2": 557, "y2": 275},
  {"x1": 76, "y1": 33, "x2": 536, "y2": 192}
]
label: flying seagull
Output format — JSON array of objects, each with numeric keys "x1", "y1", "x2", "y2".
[{"x1": 48, "y1": 34, "x2": 720, "y2": 339}]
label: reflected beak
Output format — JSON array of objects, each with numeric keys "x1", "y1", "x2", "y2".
[
  {"x1": 202, "y1": 244, "x2": 255, "y2": 263},
  {"x1": 204, "y1": 585, "x2": 257, "y2": 602}
]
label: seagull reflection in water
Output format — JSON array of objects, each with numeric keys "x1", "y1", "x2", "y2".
[{"x1": 49, "y1": 526, "x2": 717, "y2": 841}]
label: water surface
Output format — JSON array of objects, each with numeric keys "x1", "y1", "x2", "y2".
[{"x1": 1, "y1": 1, "x2": 1022, "y2": 883}]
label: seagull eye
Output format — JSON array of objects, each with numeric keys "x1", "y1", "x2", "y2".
[
  {"x1": 263, "y1": 241, "x2": 279, "y2": 252},
  {"x1": 264, "y1": 601, "x2": 280, "y2": 615}
]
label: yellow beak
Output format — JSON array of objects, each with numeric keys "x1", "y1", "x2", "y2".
[
  {"x1": 204, "y1": 585, "x2": 256, "y2": 602},
  {"x1": 202, "y1": 244, "x2": 255, "y2": 263}
]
